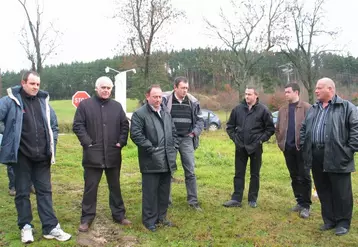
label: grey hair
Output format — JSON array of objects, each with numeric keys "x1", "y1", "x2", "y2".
[{"x1": 95, "y1": 76, "x2": 114, "y2": 88}]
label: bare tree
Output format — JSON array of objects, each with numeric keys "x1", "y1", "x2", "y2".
[
  {"x1": 205, "y1": 0, "x2": 286, "y2": 91},
  {"x1": 281, "y1": 0, "x2": 338, "y2": 103},
  {"x1": 115, "y1": 0, "x2": 184, "y2": 83},
  {"x1": 18, "y1": 0, "x2": 61, "y2": 74}
]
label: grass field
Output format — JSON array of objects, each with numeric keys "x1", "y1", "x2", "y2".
[
  {"x1": 50, "y1": 98, "x2": 140, "y2": 123},
  {"x1": 0, "y1": 130, "x2": 358, "y2": 246}
]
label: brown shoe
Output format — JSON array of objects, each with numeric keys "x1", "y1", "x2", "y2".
[
  {"x1": 118, "y1": 219, "x2": 132, "y2": 226},
  {"x1": 78, "y1": 222, "x2": 90, "y2": 232}
]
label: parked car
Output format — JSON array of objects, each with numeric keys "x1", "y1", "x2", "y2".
[
  {"x1": 199, "y1": 109, "x2": 221, "y2": 131},
  {"x1": 272, "y1": 111, "x2": 278, "y2": 127}
]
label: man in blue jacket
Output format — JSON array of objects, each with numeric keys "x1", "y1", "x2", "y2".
[{"x1": 0, "y1": 71, "x2": 71, "y2": 243}]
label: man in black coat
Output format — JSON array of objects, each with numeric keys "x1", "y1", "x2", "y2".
[
  {"x1": 224, "y1": 86, "x2": 275, "y2": 208},
  {"x1": 300, "y1": 77, "x2": 358, "y2": 236},
  {"x1": 73, "y1": 76, "x2": 130, "y2": 232},
  {"x1": 130, "y1": 84, "x2": 178, "y2": 232}
]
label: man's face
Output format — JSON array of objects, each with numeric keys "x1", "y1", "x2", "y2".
[
  {"x1": 21, "y1": 73, "x2": 40, "y2": 96},
  {"x1": 315, "y1": 81, "x2": 330, "y2": 102},
  {"x1": 96, "y1": 82, "x2": 113, "y2": 99},
  {"x1": 245, "y1": 88, "x2": 258, "y2": 105},
  {"x1": 284, "y1": 87, "x2": 298, "y2": 103},
  {"x1": 174, "y1": 81, "x2": 189, "y2": 99},
  {"x1": 146, "y1": 87, "x2": 162, "y2": 110}
]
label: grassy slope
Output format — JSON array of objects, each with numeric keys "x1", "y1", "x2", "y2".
[{"x1": 0, "y1": 131, "x2": 357, "y2": 246}]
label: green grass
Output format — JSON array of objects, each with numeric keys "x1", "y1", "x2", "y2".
[
  {"x1": 50, "y1": 98, "x2": 140, "y2": 123},
  {"x1": 1, "y1": 131, "x2": 358, "y2": 246}
]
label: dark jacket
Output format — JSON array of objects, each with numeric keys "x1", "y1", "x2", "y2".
[
  {"x1": 130, "y1": 103, "x2": 178, "y2": 173},
  {"x1": 0, "y1": 86, "x2": 58, "y2": 164},
  {"x1": 275, "y1": 100, "x2": 311, "y2": 151},
  {"x1": 73, "y1": 96, "x2": 129, "y2": 168},
  {"x1": 226, "y1": 99, "x2": 275, "y2": 154},
  {"x1": 300, "y1": 95, "x2": 358, "y2": 173},
  {"x1": 162, "y1": 92, "x2": 204, "y2": 149}
]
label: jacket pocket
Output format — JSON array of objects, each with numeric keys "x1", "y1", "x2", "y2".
[
  {"x1": 83, "y1": 144, "x2": 103, "y2": 166},
  {"x1": 106, "y1": 145, "x2": 122, "y2": 167},
  {"x1": 342, "y1": 145, "x2": 354, "y2": 163},
  {"x1": 150, "y1": 147, "x2": 167, "y2": 170}
]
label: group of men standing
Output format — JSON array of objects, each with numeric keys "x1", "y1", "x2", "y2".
[
  {"x1": 0, "y1": 71, "x2": 204, "y2": 242},
  {"x1": 0, "y1": 71, "x2": 356, "y2": 243},
  {"x1": 222, "y1": 78, "x2": 357, "y2": 236}
]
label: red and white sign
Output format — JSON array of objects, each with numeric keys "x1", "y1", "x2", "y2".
[{"x1": 72, "y1": 91, "x2": 91, "y2": 108}]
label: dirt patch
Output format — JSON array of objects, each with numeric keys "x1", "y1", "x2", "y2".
[
  {"x1": 76, "y1": 217, "x2": 138, "y2": 247},
  {"x1": 171, "y1": 177, "x2": 184, "y2": 183}
]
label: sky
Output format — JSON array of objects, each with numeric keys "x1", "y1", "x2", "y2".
[{"x1": 0, "y1": 0, "x2": 357, "y2": 72}]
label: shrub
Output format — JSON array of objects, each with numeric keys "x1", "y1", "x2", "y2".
[{"x1": 58, "y1": 122, "x2": 73, "y2": 133}]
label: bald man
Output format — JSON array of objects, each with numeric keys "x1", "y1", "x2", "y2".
[{"x1": 300, "y1": 78, "x2": 358, "y2": 236}]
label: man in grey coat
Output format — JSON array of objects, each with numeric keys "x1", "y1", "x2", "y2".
[{"x1": 130, "y1": 84, "x2": 178, "y2": 232}]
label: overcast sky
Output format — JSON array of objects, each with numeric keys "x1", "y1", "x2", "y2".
[{"x1": 0, "y1": 0, "x2": 357, "y2": 72}]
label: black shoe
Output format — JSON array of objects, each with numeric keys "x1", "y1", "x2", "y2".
[
  {"x1": 319, "y1": 224, "x2": 335, "y2": 231},
  {"x1": 335, "y1": 226, "x2": 349, "y2": 236},
  {"x1": 223, "y1": 200, "x2": 242, "y2": 207},
  {"x1": 189, "y1": 203, "x2": 203, "y2": 211},
  {"x1": 248, "y1": 201, "x2": 257, "y2": 208},
  {"x1": 146, "y1": 225, "x2": 156, "y2": 232}
]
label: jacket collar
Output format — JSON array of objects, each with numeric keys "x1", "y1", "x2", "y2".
[
  {"x1": 164, "y1": 90, "x2": 199, "y2": 103},
  {"x1": 282, "y1": 100, "x2": 305, "y2": 109},
  {"x1": 243, "y1": 98, "x2": 259, "y2": 108},
  {"x1": 313, "y1": 95, "x2": 341, "y2": 107}
]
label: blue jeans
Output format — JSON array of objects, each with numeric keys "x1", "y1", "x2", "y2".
[
  {"x1": 13, "y1": 152, "x2": 58, "y2": 234},
  {"x1": 7, "y1": 165, "x2": 15, "y2": 189}
]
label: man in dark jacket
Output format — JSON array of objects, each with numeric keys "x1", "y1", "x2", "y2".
[
  {"x1": 275, "y1": 83, "x2": 312, "y2": 218},
  {"x1": 224, "y1": 86, "x2": 275, "y2": 208},
  {"x1": 73, "y1": 76, "x2": 131, "y2": 232},
  {"x1": 162, "y1": 76, "x2": 204, "y2": 210},
  {"x1": 130, "y1": 85, "x2": 178, "y2": 232},
  {"x1": 0, "y1": 71, "x2": 71, "y2": 243},
  {"x1": 300, "y1": 77, "x2": 358, "y2": 236}
]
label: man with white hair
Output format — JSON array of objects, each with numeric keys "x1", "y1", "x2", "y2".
[
  {"x1": 300, "y1": 77, "x2": 358, "y2": 236},
  {"x1": 73, "y1": 76, "x2": 131, "y2": 232}
]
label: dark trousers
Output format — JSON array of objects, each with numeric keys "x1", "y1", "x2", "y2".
[
  {"x1": 12, "y1": 152, "x2": 58, "y2": 234},
  {"x1": 232, "y1": 146, "x2": 262, "y2": 202},
  {"x1": 142, "y1": 172, "x2": 171, "y2": 228},
  {"x1": 7, "y1": 165, "x2": 15, "y2": 189},
  {"x1": 312, "y1": 148, "x2": 353, "y2": 229},
  {"x1": 81, "y1": 167, "x2": 126, "y2": 224},
  {"x1": 283, "y1": 147, "x2": 312, "y2": 209}
]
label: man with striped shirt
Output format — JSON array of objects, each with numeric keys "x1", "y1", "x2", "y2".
[
  {"x1": 162, "y1": 77, "x2": 204, "y2": 211},
  {"x1": 300, "y1": 78, "x2": 358, "y2": 236}
]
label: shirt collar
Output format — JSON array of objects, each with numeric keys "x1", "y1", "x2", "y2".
[
  {"x1": 149, "y1": 104, "x2": 161, "y2": 113},
  {"x1": 317, "y1": 95, "x2": 336, "y2": 106}
]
